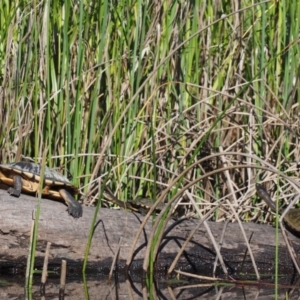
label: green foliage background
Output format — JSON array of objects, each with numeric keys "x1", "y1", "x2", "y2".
[{"x1": 0, "y1": 0, "x2": 299, "y2": 209}]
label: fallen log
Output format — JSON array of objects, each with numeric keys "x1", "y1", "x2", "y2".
[{"x1": 0, "y1": 189, "x2": 299, "y2": 282}]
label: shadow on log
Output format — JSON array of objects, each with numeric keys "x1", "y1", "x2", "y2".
[{"x1": 0, "y1": 189, "x2": 300, "y2": 286}]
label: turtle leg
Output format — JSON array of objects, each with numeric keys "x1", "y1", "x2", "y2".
[
  {"x1": 59, "y1": 189, "x2": 82, "y2": 218},
  {"x1": 7, "y1": 175, "x2": 22, "y2": 197}
]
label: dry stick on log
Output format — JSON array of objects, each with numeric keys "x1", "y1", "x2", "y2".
[
  {"x1": 167, "y1": 285, "x2": 177, "y2": 300},
  {"x1": 40, "y1": 242, "x2": 51, "y2": 296},
  {"x1": 125, "y1": 277, "x2": 135, "y2": 300},
  {"x1": 59, "y1": 260, "x2": 67, "y2": 300}
]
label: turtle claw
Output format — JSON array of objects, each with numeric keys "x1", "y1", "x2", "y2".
[
  {"x1": 67, "y1": 205, "x2": 83, "y2": 218},
  {"x1": 7, "y1": 187, "x2": 21, "y2": 197},
  {"x1": 59, "y1": 189, "x2": 82, "y2": 218}
]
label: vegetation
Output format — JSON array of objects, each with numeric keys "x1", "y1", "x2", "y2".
[
  {"x1": 1, "y1": 0, "x2": 300, "y2": 220},
  {"x1": 1, "y1": 0, "x2": 300, "y2": 295}
]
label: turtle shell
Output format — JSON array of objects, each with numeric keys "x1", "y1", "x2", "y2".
[
  {"x1": 0, "y1": 162, "x2": 78, "y2": 199},
  {"x1": 283, "y1": 208, "x2": 300, "y2": 233},
  {"x1": 256, "y1": 183, "x2": 300, "y2": 233}
]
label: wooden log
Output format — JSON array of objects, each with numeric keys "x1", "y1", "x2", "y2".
[{"x1": 0, "y1": 189, "x2": 299, "y2": 282}]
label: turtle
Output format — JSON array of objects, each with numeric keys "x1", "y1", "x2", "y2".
[
  {"x1": 102, "y1": 188, "x2": 185, "y2": 217},
  {"x1": 256, "y1": 183, "x2": 300, "y2": 233},
  {"x1": 0, "y1": 162, "x2": 82, "y2": 218},
  {"x1": 102, "y1": 188, "x2": 165, "y2": 214}
]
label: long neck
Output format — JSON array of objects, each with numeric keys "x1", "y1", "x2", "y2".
[{"x1": 256, "y1": 183, "x2": 277, "y2": 212}]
